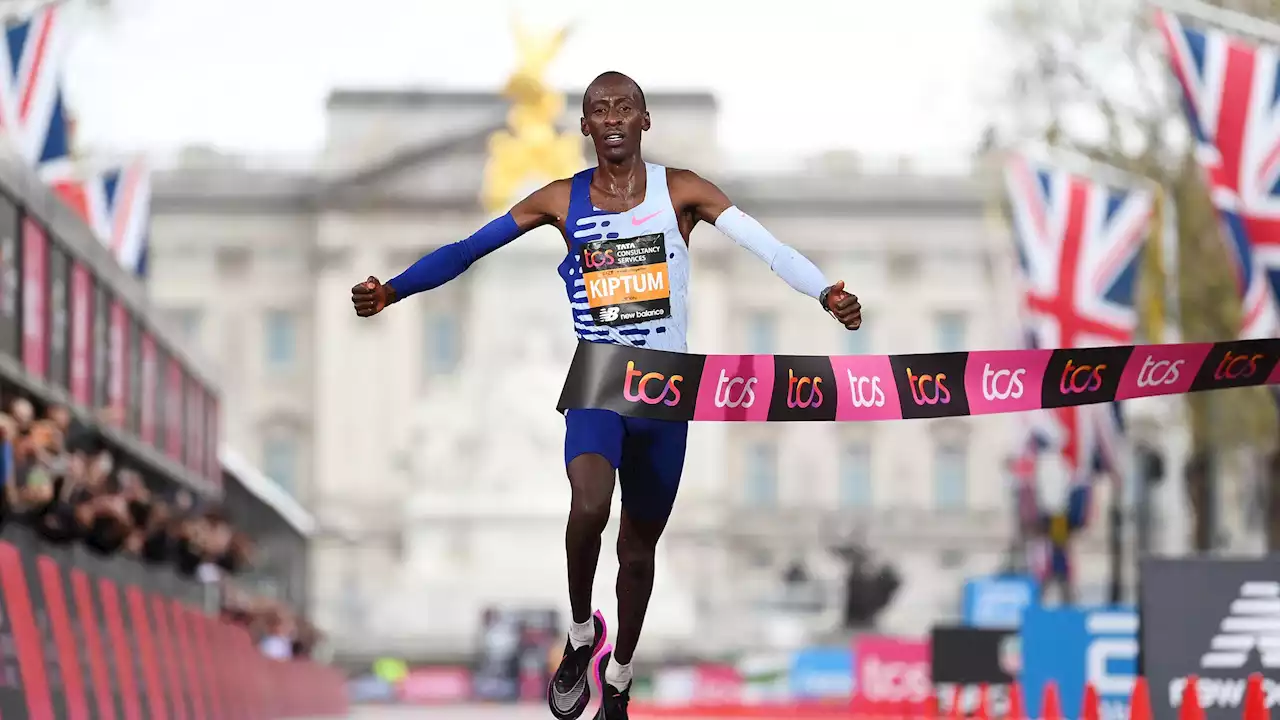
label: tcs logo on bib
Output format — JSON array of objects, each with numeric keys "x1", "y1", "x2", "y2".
[{"x1": 583, "y1": 248, "x2": 615, "y2": 269}]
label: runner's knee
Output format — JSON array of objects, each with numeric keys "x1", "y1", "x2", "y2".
[
  {"x1": 567, "y1": 453, "x2": 614, "y2": 528},
  {"x1": 617, "y1": 512, "x2": 665, "y2": 568}
]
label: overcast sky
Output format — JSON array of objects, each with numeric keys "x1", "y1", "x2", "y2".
[{"x1": 62, "y1": 0, "x2": 1008, "y2": 172}]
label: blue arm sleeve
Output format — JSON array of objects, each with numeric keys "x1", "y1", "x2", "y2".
[{"x1": 386, "y1": 213, "x2": 522, "y2": 299}]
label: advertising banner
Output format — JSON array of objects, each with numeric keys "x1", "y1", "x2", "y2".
[
  {"x1": 91, "y1": 283, "x2": 109, "y2": 410},
  {"x1": 737, "y1": 653, "x2": 790, "y2": 704},
  {"x1": 1021, "y1": 605, "x2": 1138, "y2": 720},
  {"x1": 46, "y1": 243, "x2": 68, "y2": 390},
  {"x1": 1140, "y1": 557, "x2": 1280, "y2": 720},
  {"x1": 108, "y1": 300, "x2": 128, "y2": 427},
  {"x1": 693, "y1": 664, "x2": 743, "y2": 705},
  {"x1": 69, "y1": 262, "x2": 92, "y2": 407},
  {"x1": 186, "y1": 377, "x2": 202, "y2": 473},
  {"x1": 398, "y1": 666, "x2": 472, "y2": 704},
  {"x1": 206, "y1": 392, "x2": 219, "y2": 486},
  {"x1": 127, "y1": 317, "x2": 142, "y2": 434},
  {"x1": 0, "y1": 195, "x2": 19, "y2": 359},
  {"x1": 851, "y1": 635, "x2": 930, "y2": 715},
  {"x1": 21, "y1": 217, "x2": 46, "y2": 379},
  {"x1": 962, "y1": 574, "x2": 1038, "y2": 629},
  {"x1": 931, "y1": 626, "x2": 1019, "y2": 716},
  {"x1": 789, "y1": 647, "x2": 854, "y2": 700},
  {"x1": 140, "y1": 332, "x2": 156, "y2": 445},
  {"x1": 166, "y1": 359, "x2": 183, "y2": 461}
]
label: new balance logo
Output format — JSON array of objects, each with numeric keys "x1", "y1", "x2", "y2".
[
  {"x1": 599, "y1": 307, "x2": 620, "y2": 322},
  {"x1": 1201, "y1": 581, "x2": 1280, "y2": 669}
]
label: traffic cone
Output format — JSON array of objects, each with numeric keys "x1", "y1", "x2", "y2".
[
  {"x1": 1130, "y1": 677, "x2": 1153, "y2": 720},
  {"x1": 1043, "y1": 681, "x2": 1063, "y2": 720},
  {"x1": 1082, "y1": 683, "x2": 1101, "y2": 720},
  {"x1": 1245, "y1": 673, "x2": 1268, "y2": 720},
  {"x1": 1006, "y1": 683, "x2": 1026, "y2": 720},
  {"x1": 924, "y1": 692, "x2": 939, "y2": 720},
  {"x1": 1180, "y1": 676, "x2": 1204, "y2": 720},
  {"x1": 977, "y1": 684, "x2": 990, "y2": 720}
]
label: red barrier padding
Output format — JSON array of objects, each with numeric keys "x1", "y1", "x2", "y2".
[
  {"x1": 36, "y1": 556, "x2": 88, "y2": 720},
  {"x1": 0, "y1": 542, "x2": 54, "y2": 720},
  {"x1": 170, "y1": 601, "x2": 206, "y2": 720},
  {"x1": 150, "y1": 594, "x2": 188, "y2": 720},
  {"x1": 0, "y1": 540, "x2": 348, "y2": 720},
  {"x1": 69, "y1": 569, "x2": 115, "y2": 720},
  {"x1": 99, "y1": 578, "x2": 142, "y2": 720},
  {"x1": 188, "y1": 609, "x2": 222, "y2": 720},
  {"x1": 125, "y1": 586, "x2": 167, "y2": 720}
]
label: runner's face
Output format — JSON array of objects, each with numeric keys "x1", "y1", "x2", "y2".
[{"x1": 581, "y1": 84, "x2": 648, "y2": 162}]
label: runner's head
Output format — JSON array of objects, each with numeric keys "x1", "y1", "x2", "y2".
[{"x1": 581, "y1": 71, "x2": 649, "y2": 163}]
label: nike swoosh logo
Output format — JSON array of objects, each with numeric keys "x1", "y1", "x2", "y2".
[
  {"x1": 552, "y1": 670, "x2": 588, "y2": 714},
  {"x1": 632, "y1": 211, "x2": 661, "y2": 226}
]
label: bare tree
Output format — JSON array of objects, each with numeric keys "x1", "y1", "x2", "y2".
[{"x1": 993, "y1": 0, "x2": 1280, "y2": 550}]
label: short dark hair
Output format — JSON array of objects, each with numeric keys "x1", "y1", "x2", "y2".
[{"x1": 583, "y1": 71, "x2": 646, "y2": 111}]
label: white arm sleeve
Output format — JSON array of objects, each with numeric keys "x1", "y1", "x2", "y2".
[{"x1": 714, "y1": 206, "x2": 830, "y2": 300}]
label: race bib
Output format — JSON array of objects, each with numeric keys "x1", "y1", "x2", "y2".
[{"x1": 580, "y1": 233, "x2": 671, "y2": 326}]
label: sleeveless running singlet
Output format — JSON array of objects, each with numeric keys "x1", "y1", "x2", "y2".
[{"x1": 557, "y1": 163, "x2": 690, "y2": 352}]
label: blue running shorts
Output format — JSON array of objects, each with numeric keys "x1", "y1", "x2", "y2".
[{"x1": 563, "y1": 408, "x2": 689, "y2": 522}]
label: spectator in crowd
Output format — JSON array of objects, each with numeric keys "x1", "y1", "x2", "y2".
[
  {"x1": 0, "y1": 390, "x2": 320, "y2": 663},
  {"x1": 258, "y1": 610, "x2": 295, "y2": 661},
  {"x1": 10, "y1": 416, "x2": 60, "y2": 519},
  {"x1": 9, "y1": 397, "x2": 34, "y2": 434}
]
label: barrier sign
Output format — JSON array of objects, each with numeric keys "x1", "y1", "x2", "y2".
[
  {"x1": 1141, "y1": 557, "x2": 1280, "y2": 720},
  {"x1": 852, "y1": 635, "x2": 930, "y2": 715},
  {"x1": 1020, "y1": 606, "x2": 1138, "y2": 720},
  {"x1": 789, "y1": 647, "x2": 854, "y2": 700},
  {"x1": 930, "y1": 626, "x2": 1019, "y2": 716},
  {"x1": 962, "y1": 574, "x2": 1038, "y2": 629}
]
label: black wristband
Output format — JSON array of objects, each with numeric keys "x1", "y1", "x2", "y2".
[{"x1": 818, "y1": 286, "x2": 833, "y2": 312}]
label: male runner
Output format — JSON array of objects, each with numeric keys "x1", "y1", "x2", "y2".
[{"x1": 351, "y1": 71, "x2": 861, "y2": 719}]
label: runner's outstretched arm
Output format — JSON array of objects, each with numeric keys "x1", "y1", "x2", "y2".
[
  {"x1": 351, "y1": 180, "x2": 567, "y2": 316},
  {"x1": 670, "y1": 169, "x2": 862, "y2": 330}
]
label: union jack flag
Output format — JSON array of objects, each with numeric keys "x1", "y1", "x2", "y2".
[
  {"x1": 1004, "y1": 155, "x2": 1150, "y2": 494},
  {"x1": 0, "y1": 4, "x2": 70, "y2": 170},
  {"x1": 47, "y1": 160, "x2": 151, "y2": 276},
  {"x1": 1157, "y1": 11, "x2": 1280, "y2": 340}
]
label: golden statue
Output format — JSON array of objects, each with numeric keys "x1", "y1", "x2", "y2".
[{"x1": 481, "y1": 18, "x2": 584, "y2": 214}]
